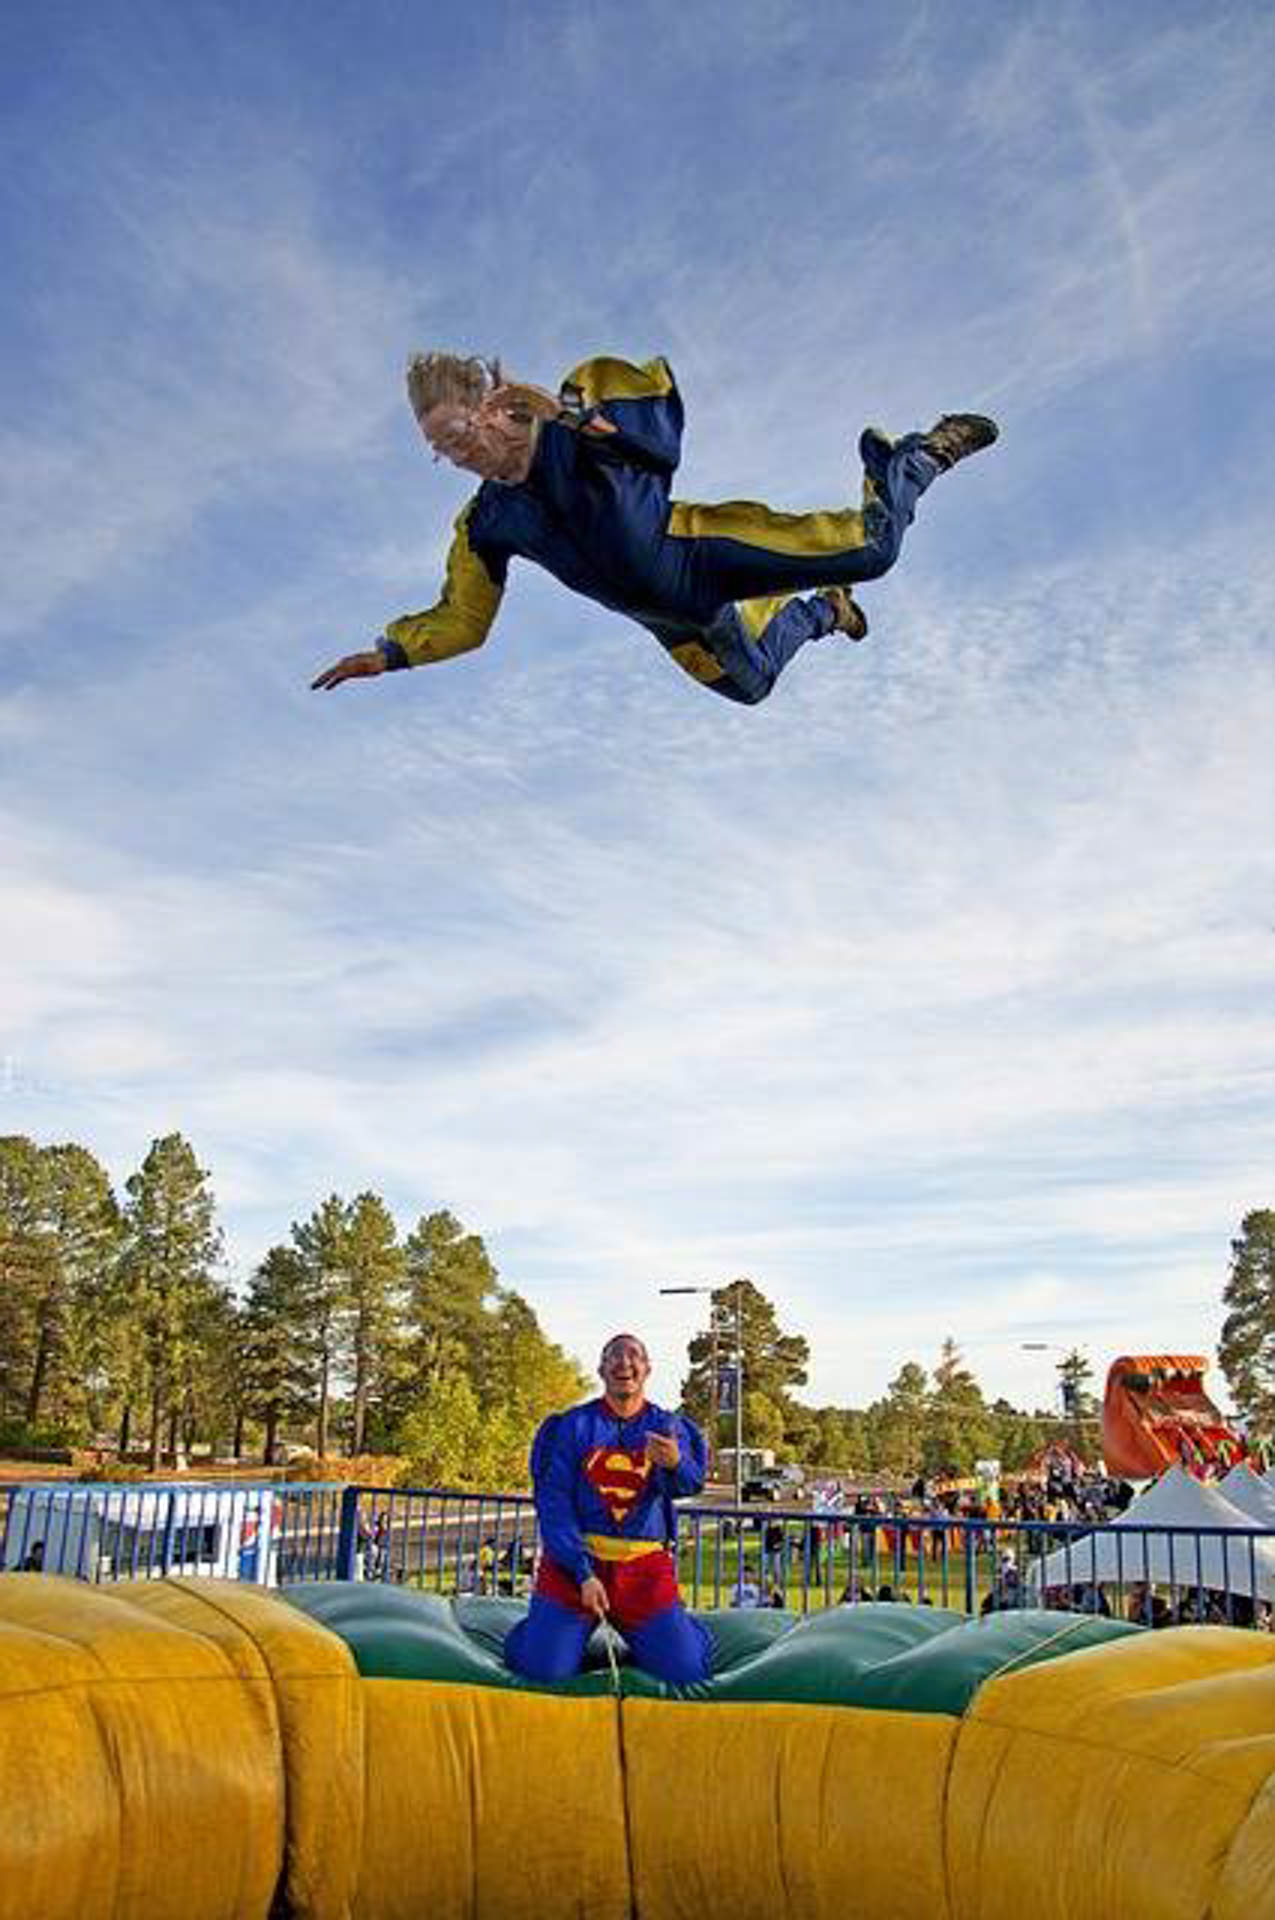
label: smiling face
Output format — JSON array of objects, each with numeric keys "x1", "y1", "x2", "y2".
[
  {"x1": 599, "y1": 1334, "x2": 651, "y2": 1412},
  {"x1": 417, "y1": 397, "x2": 536, "y2": 484}
]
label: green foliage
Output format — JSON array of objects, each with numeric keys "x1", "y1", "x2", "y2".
[
  {"x1": 240, "y1": 1246, "x2": 322, "y2": 1463},
  {"x1": 681, "y1": 1278, "x2": 809, "y2": 1456},
  {"x1": 394, "y1": 1247, "x2": 588, "y2": 1490},
  {"x1": 77, "y1": 1460, "x2": 147, "y2": 1483},
  {"x1": 0, "y1": 1417, "x2": 76, "y2": 1453},
  {"x1": 340, "y1": 1192, "x2": 405, "y2": 1455},
  {"x1": 401, "y1": 1209, "x2": 498, "y2": 1396},
  {"x1": 120, "y1": 1133, "x2": 224, "y2": 1469},
  {"x1": 1220, "y1": 1208, "x2": 1275, "y2": 1442},
  {"x1": 865, "y1": 1361, "x2": 930, "y2": 1474},
  {"x1": 924, "y1": 1338, "x2": 998, "y2": 1474},
  {"x1": 397, "y1": 1373, "x2": 487, "y2": 1486},
  {"x1": 0, "y1": 1134, "x2": 122, "y2": 1442}
]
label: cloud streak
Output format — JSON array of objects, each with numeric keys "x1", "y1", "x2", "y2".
[{"x1": 3, "y1": 1, "x2": 1272, "y2": 1409}]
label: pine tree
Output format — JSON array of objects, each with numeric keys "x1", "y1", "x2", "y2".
[
  {"x1": 866, "y1": 1361, "x2": 929, "y2": 1474},
  {"x1": 120, "y1": 1134, "x2": 223, "y2": 1470},
  {"x1": 341, "y1": 1193, "x2": 403, "y2": 1455},
  {"x1": 26, "y1": 1143, "x2": 120, "y2": 1435},
  {"x1": 241, "y1": 1247, "x2": 320, "y2": 1463},
  {"x1": 680, "y1": 1279, "x2": 809, "y2": 1453},
  {"x1": 1219, "y1": 1209, "x2": 1275, "y2": 1442},
  {"x1": 291, "y1": 1195, "x2": 351, "y2": 1457},
  {"x1": 0, "y1": 1136, "x2": 53, "y2": 1428},
  {"x1": 925, "y1": 1338, "x2": 996, "y2": 1475},
  {"x1": 399, "y1": 1209, "x2": 497, "y2": 1406}
]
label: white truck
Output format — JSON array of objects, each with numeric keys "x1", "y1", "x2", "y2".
[{"x1": 0, "y1": 1482, "x2": 282, "y2": 1585}]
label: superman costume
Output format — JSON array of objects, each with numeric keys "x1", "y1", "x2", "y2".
[
  {"x1": 376, "y1": 355, "x2": 950, "y2": 706},
  {"x1": 504, "y1": 1396, "x2": 712, "y2": 1685}
]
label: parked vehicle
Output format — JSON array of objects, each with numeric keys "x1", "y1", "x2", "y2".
[
  {"x1": 742, "y1": 1469, "x2": 787, "y2": 1503},
  {"x1": 0, "y1": 1483, "x2": 282, "y2": 1585}
]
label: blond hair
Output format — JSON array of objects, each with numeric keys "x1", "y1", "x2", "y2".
[{"x1": 405, "y1": 351, "x2": 501, "y2": 422}]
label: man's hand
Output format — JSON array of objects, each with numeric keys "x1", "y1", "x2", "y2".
[
  {"x1": 580, "y1": 1574, "x2": 609, "y2": 1618},
  {"x1": 310, "y1": 649, "x2": 388, "y2": 691},
  {"x1": 645, "y1": 1430, "x2": 679, "y2": 1471}
]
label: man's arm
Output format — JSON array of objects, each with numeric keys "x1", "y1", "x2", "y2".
[
  {"x1": 535, "y1": 1414, "x2": 592, "y2": 1586},
  {"x1": 311, "y1": 500, "x2": 506, "y2": 690},
  {"x1": 557, "y1": 356, "x2": 684, "y2": 476}
]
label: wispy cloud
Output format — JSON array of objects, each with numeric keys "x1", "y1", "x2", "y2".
[{"x1": 3, "y1": 2, "x2": 1272, "y2": 1408}]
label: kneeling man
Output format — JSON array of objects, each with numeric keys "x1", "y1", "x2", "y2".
[{"x1": 505, "y1": 1332, "x2": 712, "y2": 1685}]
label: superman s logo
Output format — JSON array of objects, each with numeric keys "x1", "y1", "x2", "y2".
[{"x1": 584, "y1": 1446, "x2": 652, "y2": 1525}]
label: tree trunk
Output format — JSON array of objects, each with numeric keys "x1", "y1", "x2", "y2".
[
  {"x1": 264, "y1": 1403, "x2": 279, "y2": 1467},
  {"x1": 118, "y1": 1401, "x2": 132, "y2": 1458},
  {"x1": 25, "y1": 1326, "x2": 51, "y2": 1429},
  {"x1": 148, "y1": 1390, "x2": 163, "y2": 1472},
  {"x1": 233, "y1": 1407, "x2": 245, "y2": 1461},
  {"x1": 351, "y1": 1363, "x2": 367, "y2": 1457},
  {"x1": 316, "y1": 1357, "x2": 329, "y2": 1458}
]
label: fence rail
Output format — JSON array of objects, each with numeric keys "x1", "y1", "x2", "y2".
[{"x1": 3, "y1": 1480, "x2": 1272, "y2": 1627}]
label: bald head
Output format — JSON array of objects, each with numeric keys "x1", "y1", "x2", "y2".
[
  {"x1": 598, "y1": 1332, "x2": 651, "y2": 1413},
  {"x1": 600, "y1": 1332, "x2": 649, "y2": 1367}
]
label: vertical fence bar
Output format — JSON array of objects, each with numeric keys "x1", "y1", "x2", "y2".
[{"x1": 335, "y1": 1485, "x2": 360, "y2": 1582}]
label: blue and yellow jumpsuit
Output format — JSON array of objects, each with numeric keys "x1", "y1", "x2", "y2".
[
  {"x1": 379, "y1": 357, "x2": 945, "y2": 705},
  {"x1": 504, "y1": 1397, "x2": 711, "y2": 1685}
]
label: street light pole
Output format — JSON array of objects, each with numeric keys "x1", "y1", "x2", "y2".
[
  {"x1": 660, "y1": 1280, "x2": 745, "y2": 1503},
  {"x1": 733, "y1": 1282, "x2": 744, "y2": 1509}
]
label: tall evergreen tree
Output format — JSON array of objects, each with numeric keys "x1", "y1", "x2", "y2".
[
  {"x1": 120, "y1": 1134, "x2": 223, "y2": 1470},
  {"x1": 1219, "y1": 1208, "x2": 1275, "y2": 1442},
  {"x1": 866, "y1": 1362, "x2": 929, "y2": 1474},
  {"x1": 0, "y1": 1135, "x2": 52, "y2": 1426},
  {"x1": 399, "y1": 1209, "x2": 497, "y2": 1404},
  {"x1": 924, "y1": 1338, "x2": 996, "y2": 1475},
  {"x1": 26, "y1": 1143, "x2": 120, "y2": 1434},
  {"x1": 291, "y1": 1194, "x2": 351, "y2": 1457},
  {"x1": 177, "y1": 1279, "x2": 245, "y2": 1461},
  {"x1": 240, "y1": 1247, "x2": 320, "y2": 1462},
  {"x1": 341, "y1": 1192, "x2": 404, "y2": 1455},
  {"x1": 680, "y1": 1279, "x2": 809, "y2": 1452}
]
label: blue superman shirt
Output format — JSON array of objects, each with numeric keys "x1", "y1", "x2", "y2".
[{"x1": 532, "y1": 1397, "x2": 707, "y2": 1585}]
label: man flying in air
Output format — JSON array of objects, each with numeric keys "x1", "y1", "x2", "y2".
[{"x1": 312, "y1": 351, "x2": 997, "y2": 707}]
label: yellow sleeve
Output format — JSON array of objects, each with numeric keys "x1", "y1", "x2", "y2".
[{"x1": 383, "y1": 500, "x2": 505, "y2": 667}]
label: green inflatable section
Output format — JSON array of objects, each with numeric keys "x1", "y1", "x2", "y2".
[{"x1": 283, "y1": 1584, "x2": 1139, "y2": 1712}]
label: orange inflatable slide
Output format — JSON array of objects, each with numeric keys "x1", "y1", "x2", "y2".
[{"x1": 1103, "y1": 1354, "x2": 1245, "y2": 1479}]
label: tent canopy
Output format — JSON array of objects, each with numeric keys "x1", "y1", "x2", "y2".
[
  {"x1": 1219, "y1": 1464, "x2": 1275, "y2": 1525},
  {"x1": 1028, "y1": 1466, "x2": 1275, "y2": 1601}
]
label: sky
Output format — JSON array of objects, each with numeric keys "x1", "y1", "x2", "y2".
[{"x1": 2, "y1": 0, "x2": 1273, "y2": 1415}]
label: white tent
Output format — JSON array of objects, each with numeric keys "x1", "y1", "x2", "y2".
[
  {"x1": 1219, "y1": 1463, "x2": 1275, "y2": 1527},
  {"x1": 1027, "y1": 1466, "x2": 1275, "y2": 1602}
]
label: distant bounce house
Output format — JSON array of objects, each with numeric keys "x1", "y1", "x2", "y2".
[
  {"x1": 1103, "y1": 1353, "x2": 1247, "y2": 1479},
  {"x1": 3, "y1": 1574, "x2": 1275, "y2": 1918}
]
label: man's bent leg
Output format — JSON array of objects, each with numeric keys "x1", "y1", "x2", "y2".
[
  {"x1": 605, "y1": 1549, "x2": 712, "y2": 1684},
  {"x1": 504, "y1": 1593, "x2": 594, "y2": 1682},
  {"x1": 623, "y1": 1602, "x2": 713, "y2": 1686},
  {"x1": 664, "y1": 435, "x2": 943, "y2": 608},
  {"x1": 695, "y1": 593, "x2": 838, "y2": 704}
]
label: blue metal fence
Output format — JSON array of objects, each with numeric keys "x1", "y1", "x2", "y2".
[{"x1": 4, "y1": 1481, "x2": 1273, "y2": 1628}]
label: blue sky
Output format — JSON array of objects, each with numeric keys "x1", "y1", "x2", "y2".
[{"x1": 3, "y1": 1, "x2": 1273, "y2": 1411}]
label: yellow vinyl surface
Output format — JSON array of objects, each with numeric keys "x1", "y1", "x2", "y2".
[{"x1": 4, "y1": 1577, "x2": 1275, "y2": 1920}]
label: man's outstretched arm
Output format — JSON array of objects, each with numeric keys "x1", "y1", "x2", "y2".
[{"x1": 311, "y1": 500, "x2": 506, "y2": 690}]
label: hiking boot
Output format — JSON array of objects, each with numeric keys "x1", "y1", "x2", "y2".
[
  {"x1": 859, "y1": 426, "x2": 894, "y2": 468},
  {"x1": 821, "y1": 586, "x2": 868, "y2": 641},
  {"x1": 918, "y1": 413, "x2": 999, "y2": 470}
]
